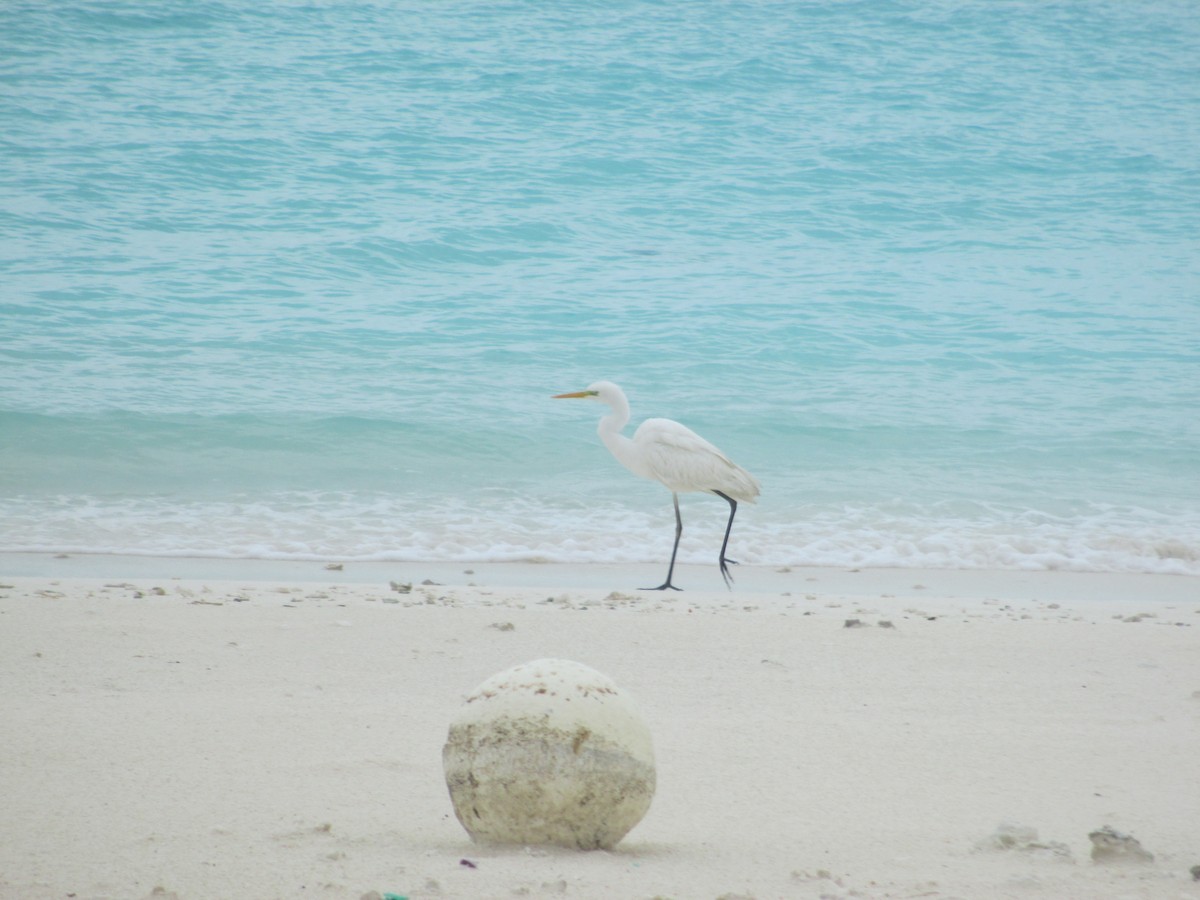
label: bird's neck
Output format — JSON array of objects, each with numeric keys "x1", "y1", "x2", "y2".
[
  {"x1": 597, "y1": 388, "x2": 631, "y2": 439},
  {"x1": 597, "y1": 396, "x2": 642, "y2": 475}
]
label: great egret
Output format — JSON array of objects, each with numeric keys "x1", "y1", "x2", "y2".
[{"x1": 553, "y1": 381, "x2": 760, "y2": 591}]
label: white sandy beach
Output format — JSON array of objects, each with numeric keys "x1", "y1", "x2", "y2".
[{"x1": 1, "y1": 554, "x2": 1198, "y2": 900}]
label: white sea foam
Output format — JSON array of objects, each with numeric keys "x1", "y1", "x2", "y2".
[{"x1": 2, "y1": 493, "x2": 1196, "y2": 576}]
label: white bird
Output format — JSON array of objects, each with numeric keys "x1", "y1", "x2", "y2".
[{"x1": 553, "y1": 380, "x2": 760, "y2": 591}]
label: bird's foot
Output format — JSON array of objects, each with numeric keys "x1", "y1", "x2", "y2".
[
  {"x1": 719, "y1": 557, "x2": 739, "y2": 589},
  {"x1": 640, "y1": 582, "x2": 683, "y2": 592}
]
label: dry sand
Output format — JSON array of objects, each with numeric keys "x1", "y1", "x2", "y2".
[{"x1": 2, "y1": 554, "x2": 1198, "y2": 900}]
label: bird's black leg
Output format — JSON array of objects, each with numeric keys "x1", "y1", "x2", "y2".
[
  {"x1": 642, "y1": 492, "x2": 683, "y2": 591},
  {"x1": 714, "y1": 490, "x2": 739, "y2": 589}
]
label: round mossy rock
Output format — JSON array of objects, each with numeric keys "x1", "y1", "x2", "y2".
[{"x1": 443, "y1": 658, "x2": 655, "y2": 850}]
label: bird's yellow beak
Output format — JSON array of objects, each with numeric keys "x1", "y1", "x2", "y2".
[{"x1": 552, "y1": 390, "x2": 596, "y2": 399}]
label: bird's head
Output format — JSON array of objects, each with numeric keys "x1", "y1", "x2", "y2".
[{"x1": 552, "y1": 381, "x2": 621, "y2": 403}]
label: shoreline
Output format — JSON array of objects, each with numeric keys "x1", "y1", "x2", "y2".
[
  {"x1": 2, "y1": 557, "x2": 1198, "y2": 899},
  {"x1": 4, "y1": 551, "x2": 1199, "y2": 607}
]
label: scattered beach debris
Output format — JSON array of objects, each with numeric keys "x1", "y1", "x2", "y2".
[
  {"x1": 1088, "y1": 825, "x2": 1154, "y2": 864},
  {"x1": 458, "y1": 858, "x2": 477, "y2": 868},
  {"x1": 324, "y1": 563, "x2": 344, "y2": 571},
  {"x1": 791, "y1": 868, "x2": 861, "y2": 895},
  {"x1": 843, "y1": 618, "x2": 896, "y2": 629},
  {"x1": 791, "y1": 868, "x2": 838, "y2": 883},
  {"x1": 1190, "y1": 863, "x2": 1200, "y2": 881},
  {"x1": 389, "y1": 581, "x2": 412, "y2": 594},
  {"x1": 488, "y1": 621, "x2": 515, "y2": 631},
  {"x1": 421, "y1": 579, "x2": 442, "y2": 586},
  {"x1": 975, "y1": 823, "x2": 1073, "y2": 860},
  {"x1": 602, "y1": 591, "x2": 638, "y2": 605}
]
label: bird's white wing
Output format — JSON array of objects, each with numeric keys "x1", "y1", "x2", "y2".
[{"x1": 632, "y1": 418, "x2": 760, "y2": 501}]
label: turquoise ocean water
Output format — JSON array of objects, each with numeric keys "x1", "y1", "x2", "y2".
[{"x1": 2, "y1": 1, "x2": 1198, "y2": 574}]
